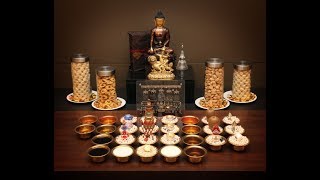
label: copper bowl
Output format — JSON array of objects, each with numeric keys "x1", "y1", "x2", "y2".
[
  {"x1": 79, "y1": 115, "x2": 98, "y2": 125},
  {"x1": 160, "y1": 145, "x2": 182, "y2": 163},
  {"x1": 99, "y1": 115, "x2": 117, "y2": 125},
  {"x1": 112, "y1": 145, "x2": 134, "y2": 163},
  {"x1": 87, "y1": 144, "x2": 110, "y2": 163},
  {"x1": 74, "y1": 124, "x2": 95, "y2": 139},
  {"x1": 91, "y1": 133, "x2": 114, "y2": 146},
  {"x1": 96, "y1": 124, "x2": 116, "y2": 134},
  {"x1": 182, "y1": 135, "x2": 204, "y2": 146},
  {"x1": 183, "y1": 145, "x2": 207, "y2": 163},
  {"x1": 181, "y1": 115, "x2": 200, "y2": 125},
  {"x1": 181, "y1": 125, "x2": 201, "y2": 135}
]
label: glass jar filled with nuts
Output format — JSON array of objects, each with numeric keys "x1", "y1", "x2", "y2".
[
  {"x1": 70, "y1": 54, "x2": 93, "y2": 102},
  {"x1": 200, "y1": 58, "x2": 227, "y2": 109},
  {"x1": 230, "y1": 61, "x2": 254, "y2": 102},
  {"x1": 94, "y1": 66, "x2": 121, "y2": 109}
]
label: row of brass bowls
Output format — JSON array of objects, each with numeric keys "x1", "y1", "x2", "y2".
[
  {"x1": 87, "y1": 145, "x2": 208, "y2": 163},
  {"x1": 78, "y1": 115, "x2": 117, "y2": 125},
  {"x1": 75, "y1": 124, "x2": 116, "y2": 139},
  {"x1": 75, "y1": 115, "x2": 118, "y2": 139}
]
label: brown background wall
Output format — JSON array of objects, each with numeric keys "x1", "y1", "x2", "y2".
[{"x1": 54, "y1": 0, "x2": 265, "y2": 91}]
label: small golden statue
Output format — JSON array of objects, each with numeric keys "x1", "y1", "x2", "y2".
[{"x1": 147, "y1": 10, "x2": 175, "y2": 80}]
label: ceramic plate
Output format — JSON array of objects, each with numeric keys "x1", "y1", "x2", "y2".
[
  {"x1": 223, "y1": 90, "x2": 257, "y2": 103},
  {"x1": 91, "y1": 97, "x2": 126, "y2": 110},
  {"x1": 66, "y1": 90, "x2": 97, "y2": 103},
  {"x1": 194, "y1": 97, "x2": 230, "y2": 110}
]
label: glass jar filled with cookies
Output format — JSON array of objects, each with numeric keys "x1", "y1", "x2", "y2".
[
  {"x1": 94, "y1": 66, "x2": 121, "y2": 109},
  {"x1": 70, "y1": 54, "x2": 92, "y2": 102},
  {"x1": 200, "y1": 58, "x2": 226, "y2": 109},
  {"x1": 231, "y1": 61, "x2": 253, "y2": 102}
]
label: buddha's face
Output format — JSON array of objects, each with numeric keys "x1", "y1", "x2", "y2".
[{"x1": 155, "y1": 18, "x2": 165, "y2": 27}]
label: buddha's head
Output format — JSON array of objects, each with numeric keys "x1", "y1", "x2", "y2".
[{"x1": 154, "y1": 10, "x2": 165, "y2": 27}]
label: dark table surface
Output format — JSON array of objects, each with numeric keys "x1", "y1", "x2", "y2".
[
  {"x1": 54, "y1": 88, "x2": 266, "y2": 172},
  {"x1": 54, "y1": 110, "x2": 265, "y2": 171}
]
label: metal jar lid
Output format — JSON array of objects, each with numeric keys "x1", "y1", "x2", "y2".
[
  {"x1": 96, "y1": 66, "x2": 116, "y2": 76},
  {"x1": 205, "y1": 58, "x2": 224, "y2": 68},
  {"x1": 233, "y1": 61, "x2": 252, "y2": 71},
  {"x1": 70, "y1": 54, "x2": 89, "y2": 63}
]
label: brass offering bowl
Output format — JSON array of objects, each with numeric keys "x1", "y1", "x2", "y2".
[
  {"x1": 112, "y1": 145, "x2": 135, "y2": 163},
  {"x1": 79, "y1": 115, "x2": 98, "y2": 125},
  {"x1": 87, "y1": 144, "x2": 110, "y2": 163},
  {"x1": 159, "y1": 145, "x2": 182, "y2": 163},
  {"x1": 183, "y1": 145, "x2": 207, "y2": 163},
  {"x1": 99, "y1": 115, "x2": 117, "y2": 125},
  {"x1": 205, "y1": 135, "x2": 227, "y2": 151},
  {"x1": 181, "y1": 125, "x2": 201, "y2": 135},
  {"x1": 74, "y1": 124, "x2": 95, "y2": 139},
  {"x1": 182, "y1": 135, "x2": 204, "y2": 146},
  {"x1": 96, "y1": 124, "x2": 116, "y2": 134},
  {"x1": 91, "y1": 133, "x2": 114, "y2": 146},
  {"x1": 181, "y1": 115, "x2": 200, "y2": 125},
  {"x1": 228, "y1": 135, "x2": 250, "y2": 151},
  {"x1": 136, "y1": 145, "x2": 158, "y2": 163}
]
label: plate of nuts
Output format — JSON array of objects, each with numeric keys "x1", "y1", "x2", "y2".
[
  {"x1": 223, "y1": 90, "x2": 257, "y2": 103},
  {"x1": 195, "y1": 97, "x2": 230, "y2": 110}
]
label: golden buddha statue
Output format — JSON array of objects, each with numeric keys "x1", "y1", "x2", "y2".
[{"x1": 147, "y1": 10, "x2": 175, "y2": 80}]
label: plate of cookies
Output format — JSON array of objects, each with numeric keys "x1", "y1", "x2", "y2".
[
  {"x1": 66, "y1": 90, "x2": 97, "y2": 103},
  {"x1": 223, "y1": 90, "x2": 257, "y2": 103},
  {"x1": 195, "y1": 97, "x2": 230, "y2": 110},
  {"x1": 91, "y1": 97, "x2": 126, "y2": 110}
]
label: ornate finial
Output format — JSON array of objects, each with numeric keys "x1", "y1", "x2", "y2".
[
  {"x1": 176, "y1": 43, "x2": 188, "y2": 70},
  {"x1": 179, "y1": 43, "x2": 185, "y2": 60}
]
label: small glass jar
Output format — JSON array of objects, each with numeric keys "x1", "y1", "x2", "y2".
[
  {"x1": 70, "y1": 54, "x2": 92, "y2": 102},
  {"x1": 94, "y1": 66, "x2": 120, "y2": 109},
  {"x1": 203, "y1": 58, "x2": 224, "y2": 108},
  {"x1": 232, "y1": 61, "x2": 252, "y2": 101}
]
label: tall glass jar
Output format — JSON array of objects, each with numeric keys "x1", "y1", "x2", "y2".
[
  {"x1": 232, "y1": 61, "x2": 252, "y2": 102},
  {"x1": 94, "y1": 66, "x2": 121, "y2": 109},
  {"x1": 70, "y1": 54, "x2": 92, "y2": 102},
  {"x1": 203, "y1": 58, "x2": 224, "y2": 108}
]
